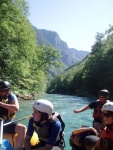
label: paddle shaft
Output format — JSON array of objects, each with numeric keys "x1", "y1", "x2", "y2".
[
  {"x1": 0, "y1": 118, "x2": 3, "y2": 150},
  {"x1": 4, "y1": 115, "x2": 31, "y2": 126}
]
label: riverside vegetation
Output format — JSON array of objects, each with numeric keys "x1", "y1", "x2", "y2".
[
  {"x1": 47, "y1": 26, "x2": 113, "y2": 99},
  {"x1": 0, "y1": 0, "x2": 113, "y2": 99},
  {"x1": 0, "y1": 0, "x2": 61, "y2": 94}
]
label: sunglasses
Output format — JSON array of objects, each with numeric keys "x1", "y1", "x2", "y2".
[{"x1": 102, "y1": 113, "x2": 113, "y2": 117}]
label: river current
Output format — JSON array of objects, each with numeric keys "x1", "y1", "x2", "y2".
[{"x1": 16, "y1": 94, "x2": 95, "y2": 150}]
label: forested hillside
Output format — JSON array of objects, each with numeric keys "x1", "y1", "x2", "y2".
[
  {"x1": 1, "y1": 0, "x2": 112, "y2": 97},
  {"x1": 0, "y1": 0, "x2": 61, "y2": 94},
  {"x1": 33, "y1": 27, "x2": 89, "y2": 79},
  {"x1": 0, "y1": 0, "x2": 90, "y2": 95},
  {"x1": 47, "y1": 27, "x2": 113, "y2": 98}
]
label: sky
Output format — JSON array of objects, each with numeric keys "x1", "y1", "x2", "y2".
[{"x1": 26, "y1": 0, "x2": 113, "y2": 51}]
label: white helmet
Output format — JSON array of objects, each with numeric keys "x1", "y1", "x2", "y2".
[
  {"x1": 33, "y1": 99, "x2": 53, "y2": 116},
  {"x1": 102, "y1": 102, "x2": 113, "y2": 112}
]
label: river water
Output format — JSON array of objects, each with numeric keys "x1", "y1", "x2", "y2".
[{"x1": 16, "y1": 94, "x2": 95, "y2": 150}]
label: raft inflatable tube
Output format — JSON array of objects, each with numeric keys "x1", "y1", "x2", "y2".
[
  {"x1": 70, "y1": 135, "x2": 99, "y2": 150},
  {"x1": 82, "y1": 135, "x2": 99, "y2": 150},
  {"x1": 69, "y1": 135, "x2": 99, "y2": 150},
  {"x1": 69, "y1": 127, "x2": 99, "y2": 150},
  {"x1": 3, "y1": 131, "x2": 39, "y2": 148}
]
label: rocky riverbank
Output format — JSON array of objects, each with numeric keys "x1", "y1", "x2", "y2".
[{"x1": 13, "y1": 91, "x2": 37, "y2": 100}]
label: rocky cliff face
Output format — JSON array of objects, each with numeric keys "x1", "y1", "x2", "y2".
[{"x1": 34, "y1": 26, "x2": 89, "y2": 67}]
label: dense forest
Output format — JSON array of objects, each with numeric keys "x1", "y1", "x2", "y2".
[
  {"x1": 1, "y1": 0, "x2": 113, "y2": 98},
  {"x1": 47, "y1": 27, "x2": 113, "y2": 99},
  {"x1": 0, "y1": 0, "x2": 61, "y2": 94}
]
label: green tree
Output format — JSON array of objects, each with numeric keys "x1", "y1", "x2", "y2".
[
  {"x1": 0, "y1": 0, "x2": 62, "y2": 93},
  {"x1": 47, "y1": 26, "x2": 113, "y2": 98},
  {"x1": 0, "y1": 0, "x2": 37, "y2": 80}
]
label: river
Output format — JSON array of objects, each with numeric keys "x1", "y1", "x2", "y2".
[{"x1": 16, "y1": 94, "x2": 95, "y2": 150}]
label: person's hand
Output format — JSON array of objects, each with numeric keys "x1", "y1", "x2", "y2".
[
  {"x1": 90, "y1": 127, "x2": 99, "y2": 136},
  {"x1": 73, "y1": 109, "x2": 79, "y2": 113}
]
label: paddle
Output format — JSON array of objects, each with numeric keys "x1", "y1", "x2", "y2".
[
  {"x1": 0, "y1": 118, "x2": 3, "y2": 150},
  {"x1": 4, "y1": 115, "x2": 32, "y2": 126},
  {"x1": 0, "y1": 118, "x2": 14, "y2": 150},
  {"x1": 2, "y1": 116, "x2": 31, "y2": 150}
]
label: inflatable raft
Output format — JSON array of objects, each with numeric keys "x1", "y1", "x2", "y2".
[
  {"x1": 0, "y1": 116, "x2": 39, "y2": 149},
  {"x1": 3, "y1": 131, "x2": 39, "y2": 148},
  {"x1": 69, "y1": 127, "x2": 99, "y2": 150}
]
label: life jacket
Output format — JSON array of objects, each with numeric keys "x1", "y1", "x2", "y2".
[
  {"x1": 93, "y1": 101, "x2": 104, "y2": 120},
  {"x1": 33, "y1": 112, "x2": 65, "y2": 147},
  {"x1": 33, "y1": 123, "x2": 49, "y2": 142},
  {"x1": 100, "y1": 127, "x2": 113, "y2": 150},
  {"x1": 93, "y1": 100, "x2": 110, "y2": 121},
  {"x1": 101, "y1": 127, "x2": 113, "y2": 141},
  {"x1": 0, "y1": 94, "x2": 16, "y2": 121}
]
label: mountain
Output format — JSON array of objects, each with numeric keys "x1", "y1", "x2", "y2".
[
  {"x1": 33, "y1": 26, "x2": 89, "y2": 67},
  {"x1": 46, "y1": 27, "x2": 113, "y2": 98}
]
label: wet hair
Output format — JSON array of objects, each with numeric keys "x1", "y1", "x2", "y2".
[{"x1": 41, "y1": 112, "x2": 49, "y2": 121}]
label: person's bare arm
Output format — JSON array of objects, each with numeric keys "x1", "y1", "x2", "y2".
[
  {"x1": 73, "y1": 105, "x2": 90, "y2": 113},
  {"x1": 0, "y1": 98, "x2": 19, "y2": 112},
  {"x1": 73, "y1": 127, "x2": 98, "y2": 136}
]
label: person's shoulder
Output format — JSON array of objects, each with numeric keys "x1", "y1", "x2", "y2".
[
  {"x1": 49, "y1": 120, "x2": 61, "y2": 133},
  {"x1": 29, "y1": 116, "x2": 34, "y2": 122},
  {"x1": 9, "y1": 92, "x2": 16, "y2": 96},
  {"x1": 89, "y1": 100, "x2": 98, "y2": 108},
  {"x1": 49, "y1": 118, "x2": 61, "y2": 127},
  {"x1": 8, "y1": 92, "x2": 17, "y2": 100},
  {"x1": 89, "y1": 100, "x2": 98, "y2": 103},
  {"x1": 28, "y1": 116, "x2": 34, "y2": 126},
  {"x1": 95, "y1": 100, "x2": 100, "y2": 103}
]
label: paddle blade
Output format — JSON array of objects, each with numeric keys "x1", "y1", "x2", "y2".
[{"x1": 2, "y1": 139, "x2": 14, "y2": 150}]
